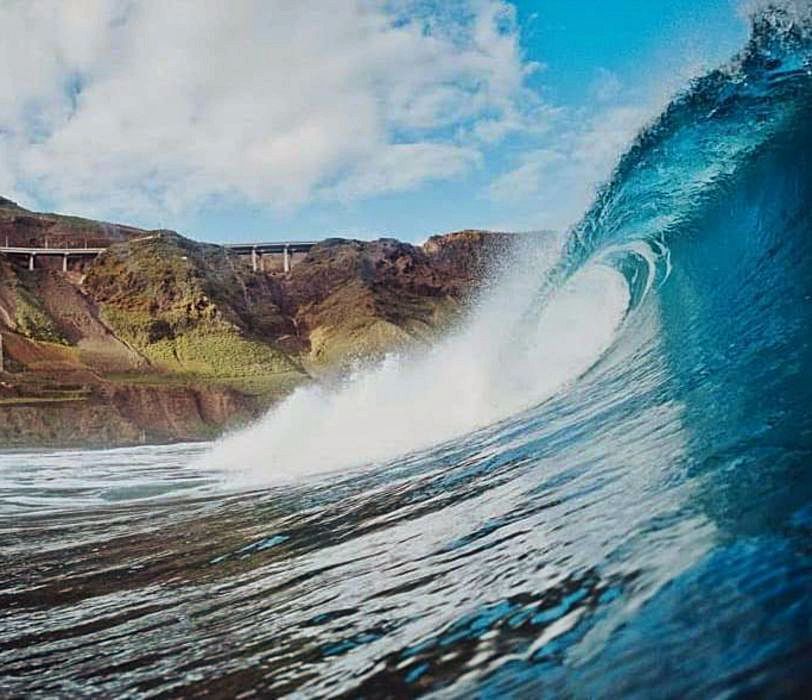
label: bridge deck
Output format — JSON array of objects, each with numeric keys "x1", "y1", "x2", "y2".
[
  {"x1": 223, "y1": 241, "x2": 317, "y2": 253},
  {"x1": 0, "y1": 242, "x2": 317, "y2": 255},
  {"x1": 0, "y1": 240, "x2": 319, "y2": 272},
  {"x1": 0, "y1": 246, "x2": 107, "y2": 255}
]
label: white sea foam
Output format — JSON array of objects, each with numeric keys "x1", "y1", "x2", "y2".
[{"x1": 202, "y1": 238, "x2": 631, "y2": 481}]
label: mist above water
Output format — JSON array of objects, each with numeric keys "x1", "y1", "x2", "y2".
[{"x1": 203, "y1": 236, "x2": 631, "y2": 481}]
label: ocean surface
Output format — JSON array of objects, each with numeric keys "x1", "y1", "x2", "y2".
[{"x1": 2, "y1": 6, "x2": 812, "y2": 698}]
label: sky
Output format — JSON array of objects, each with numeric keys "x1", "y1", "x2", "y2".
[{"x1": 0, "y1": 1, "x2": 752, "y2": 243}]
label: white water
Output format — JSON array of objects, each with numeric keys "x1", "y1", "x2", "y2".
[{"x1": 203, "y1": 239, "x2": 631, "y2": 481}]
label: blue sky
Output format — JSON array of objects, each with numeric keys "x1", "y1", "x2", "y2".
[{"x1": 0, "y1": 1, "x2": 751, "y2": 243}]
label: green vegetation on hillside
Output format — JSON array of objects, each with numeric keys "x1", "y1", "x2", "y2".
[
  {"x1": 12, "y1": 273, "x2": 67, "y2": 345},
  {"x1": 87, "y1": 233, "x2": 302, "y2": 381}
]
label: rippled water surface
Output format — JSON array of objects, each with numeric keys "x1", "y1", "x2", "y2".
[{"x1": 1, "y1": 334, "x2": 810, "y2": 698}]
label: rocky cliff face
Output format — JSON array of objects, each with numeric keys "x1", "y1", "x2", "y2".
[{"x1": 0, "y1": 198, "x2": 524, "y2": 446}]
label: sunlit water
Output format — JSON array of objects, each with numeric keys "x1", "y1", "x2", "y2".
[{"x1": 3, "y1": 6, "x2": 812, "y2": 698}]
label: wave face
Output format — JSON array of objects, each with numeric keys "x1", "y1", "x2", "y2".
[{"x1": 2, "y1": 6, "x2": 812, "y2": 697}]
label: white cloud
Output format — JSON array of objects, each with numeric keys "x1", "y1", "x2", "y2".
[
  {"x1": 484, "y1": 52, "x2": 705, "y2": 232},
  {"x1": 589, "y1": 68, "x2": 623, "y2": 103},
  {"x1": 0, "y1": 0, "x2": 541, "y2": 220},
  {"x1": 327, "y1": 142, "x2": 482, "y2": 201},
  {"x1": 488, "y1": 104, "x2": 653, "y2": 230}
]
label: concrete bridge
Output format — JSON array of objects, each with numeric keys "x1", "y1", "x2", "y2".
[
  {"x1": 0, "y1": 244, "x2": 108, "y2": 271},
  {"x1": 223, "y1": 241, "x2": 317, "y2": 272},
  {"x1": 0, "y1": 240, "x2": 317, "y2": 273}
]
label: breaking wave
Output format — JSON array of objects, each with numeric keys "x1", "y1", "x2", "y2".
[{"x1": 204, "y1": 239, "x2": 632, "y2": 480}]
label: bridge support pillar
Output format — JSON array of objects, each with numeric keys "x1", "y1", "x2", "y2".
[
  {"x1": 28, "y1": 254, "x2": 35, "y2": 271},
  {"x1": 63, "y1": 254, "x2": 69, "y2": 273},
  {"x1": 251, "y1": 246, "x2": 258, "y2": 273},
  {"x1": 283, "y1": 246, "x2": 290, "y2": 273}
]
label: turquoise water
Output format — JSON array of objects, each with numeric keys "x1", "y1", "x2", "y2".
[{"x1": 2, "y1": 6, "x2": 812, "y2": 698}]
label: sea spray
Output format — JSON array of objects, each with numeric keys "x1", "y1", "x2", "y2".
[{"x1": 203, "y1": 234, "x2": 630, "y2": 480}]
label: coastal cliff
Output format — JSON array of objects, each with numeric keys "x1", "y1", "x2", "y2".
[{"x1": 0, "y1": 198, "x2": 521, "y2": 446}]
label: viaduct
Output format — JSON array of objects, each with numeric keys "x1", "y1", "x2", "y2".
[{"x1": 0, "y1": 240, "x2": 317, "y2": 273}]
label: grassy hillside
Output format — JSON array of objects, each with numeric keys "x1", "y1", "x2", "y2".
[{"x1": 84, "y1": 233, "x2": 302, "y2": 383}]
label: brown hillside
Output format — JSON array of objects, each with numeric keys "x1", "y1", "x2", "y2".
[{"x1": 0, "y1": 200, "x2": 532, "y2": 446}]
